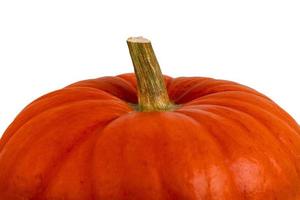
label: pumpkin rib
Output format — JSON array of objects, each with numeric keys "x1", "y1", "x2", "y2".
[
  {"x1": 177, "y1": 106, "x2": 276, "y2": 158},
  {"x1": 170, "y1": 111, "x2": 239, "y2": 199},
  {"x1": 168, "y1": 78, "x2": 213, "y2": 103},
  {"x1": 184, "y1": 104, "x2": 300, "y2": 175},
  {"x1": 200, "y1": 84, "x2": 268, "y2": 99},
  {"x1": 176, "y1": 109, "x2": 263, "y2": 199},
  {"x1": 176, "y1": 89, "x2": 266, "y2": 108},
  {"x1": 152, "y1": 112, "x2": 201, "y2": 199},
  {"x1": 182, "y1": 103, "x2": 300, "y2": 173},
  {"x1": 0, "y1": 100, "x2": 130, "y2": 198},
  {"x1": 31, "y1": 120, "x2": 114, "y2": 200},
  {"x1": 44, "y1": 132, "x2": 100, "y2": 200},
  {"x1": 206, "y1": 104, "x2": 300, "y2": 198},
  {"x1": 164, "y1": 75, "x2": 173, "y2": 89},
  {"x1": 193, "y1": 91, "x2": 299, "y2": 131},
  {"x1": 177, "y1": 107, "x2": 300, "y2": 199},
  {"x1": 31, "y1": 87, "x2": 121, "y2": 105},
  {"x1": 191, "y1": 85, "x2": 265, "y2": 103},
  {"x1": 38, "y1": 114, "x2": 125, "y2": 200},
  {"x1": 187, "y1": 94, "x2": 300, "y2": 134},
  {"x1": 173, "y1": 110, "x2": 232, "y2": 154},
  {"x1": 67, "y1": 76, "x2": 138, "y2": 103},
  {"x1": 29, "y1": 123, "x2": 102, "y2": 200},
  {"x1": 181, "y1": 112, "x2": 226, "y2": 199},
  {"x1": 88, "y1": 114, "x2": 131, "y2": 200},
  {"x1": 88, "y1": 113, "x2": 221, "y2": 199},
  {"x1": 116, "y1": 73, "x2": 138, "y2": 89},
  {"x1": 0, "y1": 98, "x2": 128, "y2": 153},
  {"x1": 116, "y1": 74, "x2": 138, "y2": 90},
  {"x1": 0, "y1": 87, "x2": 125, "y2": 152},
  {"x1": 205, "y1": 104, "x2": 300, "y2": 184},
  {"x1": 185, "y1": 101, "x2": 300, "y2": 148},
  {"x1": 176, "y1": 107, "x2": 257, "y2": 153},
  {"x1": 168, "y1": 77, "x2": 263, "y2": 103},
  {"x1": 88, "y1": 113, "x2": 163, "y2": 199}
]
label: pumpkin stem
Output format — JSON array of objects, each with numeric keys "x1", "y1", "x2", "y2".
[{"x1": 127, "y1": 37, "x2": 173, "y2": 112}]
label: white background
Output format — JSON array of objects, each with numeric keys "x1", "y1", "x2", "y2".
[{"x1": 0, "y1": 0, "x2": 299, "y2": 136}]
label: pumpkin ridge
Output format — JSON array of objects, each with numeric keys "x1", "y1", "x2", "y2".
[
  {"x1": 67, "y1": 85, "x2": 136, "y2": 103},
  {"x1": 178, "y1": 109, "x2": 255, "y2": 199},
  {"x1": 188, "y1": 90, "x2": 268, "y2": 103},
  {"x1": 212, "y1": 104, "x2": 300, "y2": 198},
  {"x1": 67, "y1": 76, "x2": 137, "y2": 103},
  {"x1": 88, "y1": 115, "x2": 128, "y2": 200},
  {"x1": 198, "y1": 104, "x2": 299, "y2": 167},
  {"x1": 177, "y1": 107, "x2": 268, "y2": 160},
  {"x1": 0, "y1": 87, "x2": 125, "y2": 152},
  {"x1": 168, "y1": 78, "x2": 263, "y2": 104},
  {"x1": 172, "y1": 111, "x2": 236, "y2": 199},
  {"x1": 187, "y1": 95, "x2": 300, "y2": 133},
  {"x1": 207, "y1": 104, "x2": 300, "y2": 180},
  {"x1": 0, "y1": 100, "x2": 130, "y2": 197},
  {"x1": 185, "y1": 102, "x2": 300, "y2": 145},
  {"x1": 201, "y1": 84, "x2": 267, "y2": 98},
  {"x1": 88, "y1": 112, "x2": 164, "y2": 199},
  {"x1": 177, "y1": 107, "x2": 300, "y2": 199},
  {"x1": 180, "y1": 90, "x2": 265, "y2": 107},
  {"x1": 31, "y1": 87, "x2": 120, "y2": 105},
  {"x1": 0, "y1": 98, "x2": 128, "y2": 152},
  {"x1": 169, "y1": 78, "x2": 213, "y2": 103},
  {"x1": 173, "y1": 112, "x2": 214, "y2": 199},
  {"x1": 186, "y1": 91, "x2": 272, "y2": 115},
  {"x1": 182, "y1": 84, "x2": 269, "y2": 103},
  {"x1": 35, "y1": 112, "x2": 125, "y2": 200},
  {"x1": 151, "y1": 112, "x2": 200, "y2": 199},
  {"x1": 184, "y1": 103, "x2": 300, "y2": 173},
  {"x1": 115, "y1": 74, "x2": 138, "y2": 91},
  {"x1": 178, "y1": 106, "x2": 256, "y2": 142},
  {"x1": 30, "y1": 121, "x2": 110, "y2": 200}
]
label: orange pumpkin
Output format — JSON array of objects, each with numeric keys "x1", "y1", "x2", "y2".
[{"x1": 0, "y1": 37, "x2": 300, "y2": 200}]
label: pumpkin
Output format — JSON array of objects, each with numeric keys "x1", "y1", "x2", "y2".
[{"x1": 0, "y1": 37, "x2": 300, "y2": 200}]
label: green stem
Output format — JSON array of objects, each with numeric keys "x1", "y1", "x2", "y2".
[{"x1": 127, "y1": 37, "x2": 172, "y2": 112}]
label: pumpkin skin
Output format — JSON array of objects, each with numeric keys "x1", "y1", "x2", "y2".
[{"x1": 0, "y1": 73, "x2": 300, "y2": 200}]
